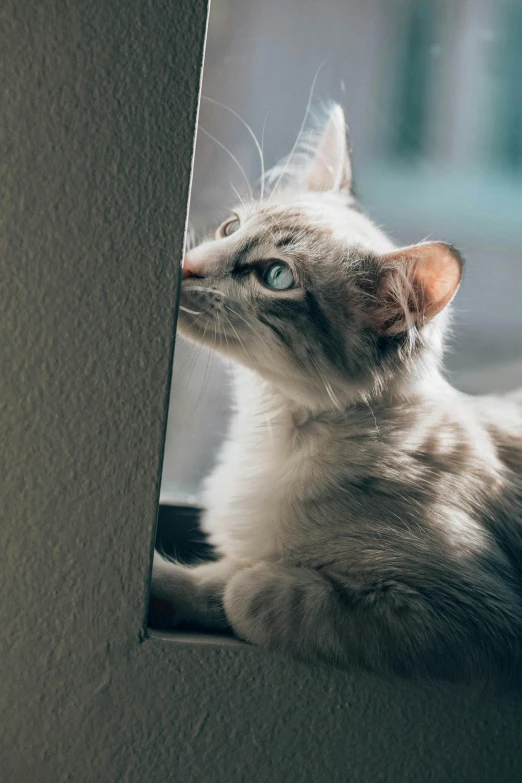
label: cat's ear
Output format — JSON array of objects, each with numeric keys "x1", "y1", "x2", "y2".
[
  {"x1": 374, "y1": 242, "x2": 463, "y2": 334},
  {"x1": 307, "y1": 105, "x2": 353, "y2": 194}
]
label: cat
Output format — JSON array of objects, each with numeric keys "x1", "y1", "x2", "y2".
[{"x1": 151, "y1": 104, "x2": 522, "y2": 681}]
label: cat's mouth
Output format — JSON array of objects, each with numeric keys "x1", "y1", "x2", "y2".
[
  {"x1": 179, "y1": 282, "x2": 221, "y2": 314},
  {"x1": 177, "y1": 283, "x2": 247, "y2": 354},
  {"x1": 177, "y1": 285, "x2": 219, "y2": 334}
]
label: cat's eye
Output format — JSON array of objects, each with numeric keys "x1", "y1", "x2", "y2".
[
  {"x1": 219, "y1": 216, "x2": 240, "y2": 238},
  {"x1": 263, "y1": 262, "x2": 296, "y2": 291}
]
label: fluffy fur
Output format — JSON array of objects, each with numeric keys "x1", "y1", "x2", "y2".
[{"x1": 152, "y1": 105, "x2": 522, "y2": 681}]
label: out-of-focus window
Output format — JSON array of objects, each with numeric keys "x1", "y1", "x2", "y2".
[
  {"x1": 496, "y1": 1, "x2": 522, "y2": 170},
  {"x1": 390, "y1": 0, "x2": 439, "y2": 161},
  {"x1": 161, "y1": 0, "x2": 522, "y2": 501}
]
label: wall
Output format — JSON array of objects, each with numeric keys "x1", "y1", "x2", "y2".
[{"x1": 2, "y1": 2, "x2": 522, "y2": 782}]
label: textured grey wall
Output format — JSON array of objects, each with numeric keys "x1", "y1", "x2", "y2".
[{"x1": 2, "y1": 2, "x2": 522, "y2": 782}]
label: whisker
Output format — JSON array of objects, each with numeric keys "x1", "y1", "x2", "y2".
[
  {"x1": 260, "y1": 111, "x2": 271, "y2": 201},
  {"x1": 221, "y1": 313, "x2": 232, "y2": 357},
  {"x1": 203, "y1": 96, "x2": 265, "y2": 200},
  {"x1": 217, "y1": 313, "x2": 235, "y2": 378},
  {"x1": 174, "y1": 308, "x2": 212, "y2": 377},
  {"x1": 187, "y1": 285, "x2": 224, "y2": 297},
  {"x1": 185, "y1": 224, "x2": 197, "y2": 251},
  {"x1": 229, "y1": 181, "x2": 247, "y2": 209},
  {"x1": 173, "y1": 330, "x2": 202, "y2": 377},
  {"x1": 193, "y1": 342, "x2": 214, "y2": 413},
  {"x1": 263, "y1": 211, "x2": 285, "y2": 238},
  {"x1": 191, "y1": 316, "x2": 218, "y2": 413},
  {"x1": 200, "y1": 340, "x2": 216, "y2": 404},
  {"x1": 198, "y1": 125, "x2": 253, "y2": 200},
  {"x1": 183, "y1": 332, "x2": 206, "y2": 392},
  {"x1": 223, "y1": 312, "x2": 248, "y2": 354},
  {"x1": 179, "y1": 305, "x2": 203, "y2": 316},
  {"x1": 224, "y1": 304, "x2": 256, "y2": 332},
  {"x1": 271, "y1": 57, "x2": 329, "y2": 197}
]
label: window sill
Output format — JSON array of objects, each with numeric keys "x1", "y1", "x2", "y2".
[
  {"x1": 148, "y1": 628, "x2": 245, "y2": 648},
  {"x1": 150, "y1": 499, "x2": 246, "y2": 646}
]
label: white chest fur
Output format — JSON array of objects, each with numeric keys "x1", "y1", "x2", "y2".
[{"x1": 201, "y1": 370, "x2": 317, "y2": 560}]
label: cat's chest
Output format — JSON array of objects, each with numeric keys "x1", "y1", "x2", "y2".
[{"x1": 202, "y1": 409, "x2": 325, "y2": 559}]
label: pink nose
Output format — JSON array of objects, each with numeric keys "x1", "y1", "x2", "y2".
[{"x1": 182, "y1": 258, "x2": 202, "y2": 280}]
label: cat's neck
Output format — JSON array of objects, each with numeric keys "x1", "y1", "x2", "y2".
[{"x1": 232, "y1": 347, "x2": 454, "y2": 426}]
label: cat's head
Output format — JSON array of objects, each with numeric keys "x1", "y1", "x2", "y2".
[{"x1": 178, "y1": 105, "x2": 463, "y2": 408}]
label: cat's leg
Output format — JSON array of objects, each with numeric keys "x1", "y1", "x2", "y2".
[
  {"x1": 150, "y1": 553, "x2": 245, "y2": 631},
  {"x1": 223, "y1": 561, "x2": 518, "y2": 677},
  {"x1": 223, "y1": 561, "x2": 349, "y2": 664}
]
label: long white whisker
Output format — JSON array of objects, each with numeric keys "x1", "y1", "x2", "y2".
[
  {"x1": 193, "y1": 341, "x2": 214, "y2": 413},
  {"x1": 187, "y1": 285, "x2": 224, "y2": 296},
  {"x1": 271, "y1": 58, "x2": 328, "y2": 197},
  {"x1": 260, "y1": 111, "x2": 271, "y2": 201},
  {"x1": 221, "y1": 313, "x2": 232, "y2": 356},
  {"x1": 223, "y1": 312, "x2": 247, "y2": 354},
  {"x1": 179, "y1": 305, "x2": 203, "y2": 316},
  {"x1": 229, "y1": 181, "x2": 247, "y2": 209},
  {"x1": 217, "y1": 313, "x2": 235, "y2": 378},
  {"x1": 198, "y1": 126, "x2": 253, "y2": 200},
  {"x1": 203, "y1": 96, "x2": 265, "y2": 200},
  {"x1": 183, "y1": 324, "x2": 206, "y2": 392},
  {"x1": 191, "y1": 316, "x2": 218, "y2": 412},
  {"x1": 185, "y1": 224, "x2": 196, "y2": 251},
  {"x1": 224, "y1": 304, "x2": 256, "y2": 332},
  {"x1": 173, "y1": 311, "x2": 208, "y2": 375},
  {"x1": 174, "y1": 302, "x2": 215, "y2": 376},
  {"x1": 198, "y1": 344, "x2": 215, "y2": 411},
  {"x1": 191, "y1": 314, "x2": 212, "y2": 386}
]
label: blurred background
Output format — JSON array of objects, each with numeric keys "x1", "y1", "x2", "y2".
[{"x1": 161, "y1": 0, "x2": 522, "y2": 501}]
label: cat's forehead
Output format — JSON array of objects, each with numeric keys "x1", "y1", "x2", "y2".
[
  {"x1": 238, "y1": 193, "x2": 393, "y2": 254},
  {"x1": 242, "y1": 193, "x2": 344, "y2": 233}
]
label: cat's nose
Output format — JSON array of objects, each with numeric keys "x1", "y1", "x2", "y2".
[{"x1": 182, "y1": 257, "x2": 203, "y2": 280}]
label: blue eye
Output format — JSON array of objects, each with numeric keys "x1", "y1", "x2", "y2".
[{"x1": 263, "y1": 262, "x2": 295, "y2": 290}]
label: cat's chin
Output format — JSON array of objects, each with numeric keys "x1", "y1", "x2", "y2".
[
  {"x1": 175, "y1": 314, "x2": 217, "y2": 348},
  {"x1": 176, "y1": 315, "x2": 247, "y2": 363}
]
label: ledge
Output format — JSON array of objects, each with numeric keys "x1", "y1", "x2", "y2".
[
  {"x1": 148, "y1": 628, "x2": 245, "y2": 647},
  {"x1": 150, "y1": 500, "x2": 246, "y2": 646}
]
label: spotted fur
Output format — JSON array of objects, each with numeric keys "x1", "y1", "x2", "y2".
[{"x1": 152, "y1": 105, "x2": 522, "y2": 680}]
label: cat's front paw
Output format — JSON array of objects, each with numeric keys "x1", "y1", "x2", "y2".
[{"x1": 224, "y1": 562, "x2": 281, "y2": 646}]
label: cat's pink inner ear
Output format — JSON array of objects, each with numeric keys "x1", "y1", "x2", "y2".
[
  {"x1": 307, "y1": 105, "x2": 353, "y2": 193},
  {"x1": 377, "y1": 242, "x2": 463, "y2": 333}
]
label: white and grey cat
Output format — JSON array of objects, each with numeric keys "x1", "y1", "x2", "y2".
[{"x1": 152, "y1": 105, "x2": 522, "y2": 680}]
